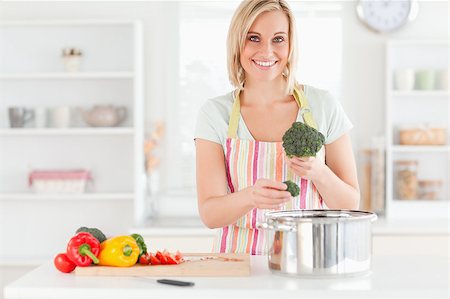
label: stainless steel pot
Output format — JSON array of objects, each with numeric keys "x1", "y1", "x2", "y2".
[{"x1": 260, "y1": 209, "x2": 377, "y2": 277}]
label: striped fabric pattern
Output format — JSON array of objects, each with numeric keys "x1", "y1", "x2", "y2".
[{"x1": 213, "y1": 138, "x2": 325, "y2": 255}]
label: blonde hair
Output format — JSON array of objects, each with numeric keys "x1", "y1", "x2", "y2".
[{"x1": 227, "y1": 0, "x2": 298, "y2": 94}]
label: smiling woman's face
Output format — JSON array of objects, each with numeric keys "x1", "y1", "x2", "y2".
[{"x1": 240, "y1": 10, "x2": 290, "y2": 84}]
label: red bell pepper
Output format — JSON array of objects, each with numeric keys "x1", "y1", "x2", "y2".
[{"x1": 66, "y1": 232, "x2": 100, "y2": 266}]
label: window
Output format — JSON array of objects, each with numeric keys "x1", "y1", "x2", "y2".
[{"x1": 159, "y1": 1, "x2": 343, "y2": 214}]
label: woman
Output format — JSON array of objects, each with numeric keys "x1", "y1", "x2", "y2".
[{"x1": 195, "y1": 0, "x2": 360, "y2": 255}]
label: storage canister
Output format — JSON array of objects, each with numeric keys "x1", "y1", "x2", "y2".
[
  {"x1": 418, "y1": 180, "x2": 443, "y2": 200},
  {"x1": 395, "y1": 160, "x2": 418, "y2": 200}
]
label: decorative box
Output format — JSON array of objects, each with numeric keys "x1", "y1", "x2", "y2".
[{"x1": 29, "y1": 170, "x2": 92, "y2": 193}]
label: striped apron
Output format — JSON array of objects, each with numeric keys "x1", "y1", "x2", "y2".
[{"x1": 212, "y1": 86, "x2": 325, "y2": 255}]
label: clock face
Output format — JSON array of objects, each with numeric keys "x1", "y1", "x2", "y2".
[{"x1": 357, "y1": 0, "x2": 418, "y2": 33}]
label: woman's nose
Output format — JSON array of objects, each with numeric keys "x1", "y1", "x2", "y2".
[{"x1": 258, "y1": 40, "x2": 273, "y2": 55}]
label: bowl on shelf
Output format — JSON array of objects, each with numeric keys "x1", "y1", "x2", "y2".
[{"x1": 80, "y1": 105, "x2": 127, "y2": 127}]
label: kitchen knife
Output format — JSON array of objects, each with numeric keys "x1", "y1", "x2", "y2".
[{"x1": 157, "y1": 279, "x2": 195, "y2": 287}]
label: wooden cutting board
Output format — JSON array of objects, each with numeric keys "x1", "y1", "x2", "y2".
[{"x1": 75, "y1": 253, "x2": 250, "y2": 277}]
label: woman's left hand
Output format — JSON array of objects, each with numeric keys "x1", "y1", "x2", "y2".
[{"x1": 285, "y1": 156, "x2": 326, "y2": 181}]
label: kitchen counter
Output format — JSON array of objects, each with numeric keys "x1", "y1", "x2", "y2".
[{"x1": 4, "y1": 254, "x2": 449, "y2": 299}]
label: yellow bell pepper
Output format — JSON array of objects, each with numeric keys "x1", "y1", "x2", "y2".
[{"x1": 98, "y1": 235, "x2": 139, "y2": 267}]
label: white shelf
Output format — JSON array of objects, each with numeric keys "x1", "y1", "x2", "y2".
[
  {"x1": 392, "y1": 145, "x2": 450, "y2": 153},
  {"x1": 0, "y1": 19, "x2": 145, "y2": 264},
  {"x1": 391, "y1": 90, "x2": 449, "y2": 97},
  {"x1": 0, "y1": 19, "x2": 140, "y2": 26},
  {"x1": 0, "y1": 72, "x2": 134, "y2": 80},
  {"x1": 385, "y1": 39, "x2": 450, "y2": 220},
  {"x1": 0, "y1": 128, "x2": 134, "y2": 136},
  {"x1": 0, "y1": 192, "x2": 134, "y2": 201}
]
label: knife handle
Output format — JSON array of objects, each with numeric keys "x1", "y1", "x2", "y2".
[{"x1": 157, "y1": 279, "x2": 195, "y2": 287}]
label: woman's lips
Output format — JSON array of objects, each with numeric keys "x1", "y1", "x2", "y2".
[{"x1": 252, "y1": 59, "x2": 278, "y2": 70}]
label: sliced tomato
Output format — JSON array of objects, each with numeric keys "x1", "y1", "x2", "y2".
[
  {"x1": 139, "y1": 253, "x2": 151, "y2": 265},
  {"x1": 174, "y1": 250, "x2": 183, "y2": 260},
  {"x1": 155, "y1": 251, "x2": 168, "y2": 264},
  {"x1": 149, "y1": 253, "x2": 161, "y2": 265},
  {"x1": 165, "y1": 254, "x2": 179, "y2": 265}
]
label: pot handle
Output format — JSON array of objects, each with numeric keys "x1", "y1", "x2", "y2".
[
  {"x1": 370, "y1": 213, "x2": 378, "y2": 222},
  {"x1": 257, "y1": 222, "x2": 296, "y2": 232}
]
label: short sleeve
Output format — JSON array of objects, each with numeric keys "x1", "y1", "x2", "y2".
[
  {"x1": 194, "y1": 102, "x2": 222, "y2": 145},
  {"x1": 324, "y1": 92, "x2": 353, "y2": 144}
]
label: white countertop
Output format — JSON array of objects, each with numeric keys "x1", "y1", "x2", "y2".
[
  {"x1": 4, "y1": 254, "x2": 449, "y2": 299},
  {"x1": 132, "y1": 216, "x2": 450, "y2": 236}
]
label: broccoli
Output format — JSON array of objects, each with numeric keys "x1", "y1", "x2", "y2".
[
  {"x1": 283, "y1": 180, "x2": 300, "y2": 197},
  {"x1": 75, "y1": 227, "x2": 107, "y2": 243},
  {"x1": 282, "y1": 122, "x2": 325, "y2": 157}
]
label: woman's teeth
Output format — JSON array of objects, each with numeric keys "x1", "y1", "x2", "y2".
[{"x1": 254, "y1": 60, "x2": 276, "y2": 67}]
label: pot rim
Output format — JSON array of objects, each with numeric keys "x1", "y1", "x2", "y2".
[{"x1": 265, "y1": 209, "x2": 377, "y2": 225}]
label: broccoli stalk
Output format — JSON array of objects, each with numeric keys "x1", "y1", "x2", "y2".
[
  {"x1": 282, "y1": 122, "x2": 325, "y2": 157},
  {"x1": 283, "y1": 180, "x2": 300, "y2": 197}
]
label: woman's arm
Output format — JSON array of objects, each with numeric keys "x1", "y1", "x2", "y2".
[
  {"x1": 196, "y1": 138, "x2": 291, "y2": 228},
  {"x1": 286, "y1": 133, "x2": 360, "y2": 209}
]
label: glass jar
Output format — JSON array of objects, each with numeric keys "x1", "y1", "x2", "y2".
[
  {"x1": 418, "y1": 180, "x2": 443, "y2": 200},
  {"x1": 395, "y1": 160, "x2": 418, "y2": 200}
]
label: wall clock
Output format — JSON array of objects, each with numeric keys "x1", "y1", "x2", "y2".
[{"x1": 356, "y1": 0, "x2": 419, "y2": 33}]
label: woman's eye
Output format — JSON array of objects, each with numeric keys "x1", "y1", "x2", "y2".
[
  {"x1": 249, "y1": 35, "x2": 260, "y2": 42},
  {"x1": 273, "y1": 36, "x2": 285, "y2": 43}
]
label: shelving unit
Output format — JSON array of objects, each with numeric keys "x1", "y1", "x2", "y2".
[
  {"x1": 385, "y1": 40, "x2": 449, "y2": 219},
  {"x1": 0, "y1": 127, "x2": 134, "y2": 136},
  {"x1": 0, "y1": 72, "x2": 134, "y2": 80},
  {"x1": 0, "y1": 193, "x2": 134, "y2": 201},
  {"x1": 0, "y1": 20, "x2": 145, "y2": 260}
]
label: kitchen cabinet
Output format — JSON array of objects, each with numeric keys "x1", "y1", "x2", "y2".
[
  {"x1": 385, "y1": 40, "x2": 449, "y2": 219},
  {"x1": 0, "y1": 20, "x2": 145, "y2": 262}
]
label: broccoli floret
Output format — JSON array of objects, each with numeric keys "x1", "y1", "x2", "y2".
[
  {"x1": 283, "y1": 180, "x2": 300, "y2": 197},
  {"x1": 282, "y1": 122, "x2": 325, "y2": 157},
  {"x1": 76, "y1": 227, "x2": 107, "y2": 243}
]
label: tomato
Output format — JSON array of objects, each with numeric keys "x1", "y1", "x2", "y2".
[
  {"x1": 149, "y1": 253, "x2": 161, "y2": 265},
  {"x1": 139, "y1": 253, "x2": 151, "y2": 265},
  {"x1": 54, "y1": 253, "x2": 76, "y2": 273},
  {"x1": 165, "y1": 254, "x2": 179, "y2": 265},
  {"x1": 155, "y1": 251, "x2": 168, "y2": 264}
]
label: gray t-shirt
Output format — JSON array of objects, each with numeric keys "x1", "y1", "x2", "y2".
[{"x1": 195, "y1": 85, "x2": 353, "y2": 148}]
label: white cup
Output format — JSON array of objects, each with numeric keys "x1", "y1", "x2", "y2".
[
  {"x1": 394, "y1": 68, "x2": 415, "y2": 91},
  {"x1": 51, "y1": 106, "x2": 71, "y2": 128},
  {"x1": 34, "y1": 107, "x2": 48, "y2": 128}
]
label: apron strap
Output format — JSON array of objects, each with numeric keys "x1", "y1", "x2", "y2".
[
  {"x1": 293, "y1": 85, "x2": 318, "y2": 130},
  {"x1": 227, "y1": 85, "x2": 318, "y2": 139},
  {"x1": 227, "y1": 89, "x2": 241, "y2": 139}
]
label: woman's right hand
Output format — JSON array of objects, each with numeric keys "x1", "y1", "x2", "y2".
[{"x1": 246, "y1": 179, "x2": 292, "y2": 209}]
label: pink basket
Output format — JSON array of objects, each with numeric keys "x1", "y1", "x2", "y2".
[{"x1": 29, "y1": 170, "x2": 92, "y2": 193}]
